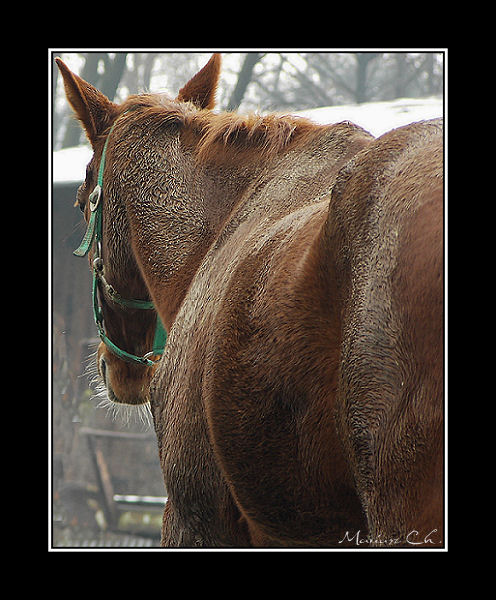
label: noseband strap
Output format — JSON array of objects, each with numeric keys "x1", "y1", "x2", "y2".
[{"x1": 73, "y1": 120, "x2": 167, "y2": 367}]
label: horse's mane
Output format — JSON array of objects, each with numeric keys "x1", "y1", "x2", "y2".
[
  {"x1": 191, "y1": 111, "x2": 322, "y2": 163},
  {"x1": 119, "y1": 93, "x2": 331, "y2": 164}
]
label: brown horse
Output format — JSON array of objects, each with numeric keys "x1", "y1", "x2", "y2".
[{"x1": 57, "y1": 54, "x2": 444, "y2": 548}]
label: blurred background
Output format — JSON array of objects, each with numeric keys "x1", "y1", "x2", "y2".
[
  {"x1": 53, "y1": 51, "x2": 444, "y2": 149},
  {"x1": 50, "y1": 50, "x2": 445, "y2": 549}
]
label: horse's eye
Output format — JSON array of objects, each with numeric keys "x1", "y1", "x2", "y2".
[{"x1": 76, "y1": 184, "x2": 86, "y2": 213}]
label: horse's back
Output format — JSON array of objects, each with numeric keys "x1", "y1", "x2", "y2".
[
  {"x1": 327, "y1": 119, "x2": 444, "y2": 545},
  {"x1": 154, "y1": 124, "x2": 373, "y2": 546},
  {"x1": 153, "y1": 118, "x2": 444, "y2": 547}
]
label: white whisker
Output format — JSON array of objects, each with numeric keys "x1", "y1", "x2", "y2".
[{"x1": 84, "y1": 350, "x2": 153, "y2": 431}]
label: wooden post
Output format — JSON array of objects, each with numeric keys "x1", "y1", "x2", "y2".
[{"x1": 85, "y1": 433, "x2": 118, "y2": 530}]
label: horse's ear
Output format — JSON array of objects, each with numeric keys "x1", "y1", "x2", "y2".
[
  {"x1": 55, "y1": 58, "x2": 118, "y2": 146},
  {"x1": 177, "y1": 53, "x2": 221, "y2": 110}
]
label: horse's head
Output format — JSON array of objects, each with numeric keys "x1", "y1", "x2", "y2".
[{"x1": 56, "y1": 55, "x2": 221, "y2": 408}]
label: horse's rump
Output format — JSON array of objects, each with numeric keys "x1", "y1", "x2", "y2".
[
  {"x1": 153, "y1": 123, "x2": 375, "y2": 545},
  {"x1": 327, "y1": 119, "x2": 444, "y2": 543}
]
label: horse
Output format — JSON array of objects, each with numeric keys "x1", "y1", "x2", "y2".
[{"x1": 56, "y1": 53, "x2": 444, "y2": 548}]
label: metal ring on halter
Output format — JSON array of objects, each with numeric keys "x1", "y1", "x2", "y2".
[
  {"x1": 89, "y1": 185, "x2": 102, "y2": 211},
  {"x1": 142, "y1": 351, "x2": 162, "y2": 362}
]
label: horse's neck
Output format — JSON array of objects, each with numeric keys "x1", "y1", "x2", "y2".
[
  {"x1": 126, "y1": 151, "x2": 260, "y2": 330},
  {"x1": 126, "y1": 123, "x2": 372, "y2": 331}
]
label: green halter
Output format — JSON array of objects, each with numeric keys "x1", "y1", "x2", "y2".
[{"x1": 73, "y1": 121, "x2": 167, "y2": 367}]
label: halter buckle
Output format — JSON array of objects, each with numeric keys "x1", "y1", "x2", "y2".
[{"x1": 89, "y1": 185, "x2": 102, "y2": 211}]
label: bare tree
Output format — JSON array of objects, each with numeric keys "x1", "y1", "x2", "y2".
[
  {"x1": 354, "y1": 53, "x2": 380, "y2": 103},
  {"x1": 227, "y1": 53, "x2": 264, "y2": 111},
  {"x1": 99, "y1": 53, "x2": 128, "y2": 101},
  {"x1": 54, "y1": 51, "x2": 444, "y2": 149}
]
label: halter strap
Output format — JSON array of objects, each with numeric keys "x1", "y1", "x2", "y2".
[
  {"x1": 73, "y1": 124, "x2": 112, "y2": 258},
  {"x1": 73, "y1": 119, "x2": 167, "y2": 366}
]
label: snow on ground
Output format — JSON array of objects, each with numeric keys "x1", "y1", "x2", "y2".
[
  {"x1": 53, "y1": 145, "x2": 93, "y2": 184},
  {"x1": 53, "y1": 96, "x2": 443, "y2": 184},
  {"x1": 295, "y1": 96, "x2": 443, "y2": 137}
]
